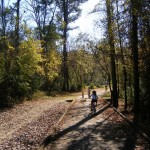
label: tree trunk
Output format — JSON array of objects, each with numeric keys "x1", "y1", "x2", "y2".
[
  {"x1": 131, "y1": 0, "x2": 140, "y2": 123},
  {"x1": 123, "y1": 68, "x2": 127, "y2": 110},
  {"x1": 115, "y1": 0, "x2": 128, "y2": 110},
  {"x1": 1, "y1": 0, "x2": 6, "y2": 36},
  {"x1": 15, "y1": 0, "x2": 21, "y2": 50},
  {"x1": 62, "y1": 0, "x2": 69, "y2": 91},
  {"x1": 106, "y1": 0, "x2": 118, "y2": 108}
]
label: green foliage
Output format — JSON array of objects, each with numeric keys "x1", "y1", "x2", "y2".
[
  {"x1": 44, "y1": 50, "x2": 61, "y2": 82},
  {"x1": 68, "y1": 49, "x2": 95, "y2": 86},
  {"x1": 18, "y1": 38, "x2": 43, "y2": 75},
  {"x1": 0, "y1": 53, "x2": 5, "y2": 80},
  {"x1": 0, "y1": 38, "x2": 43, "y2": 107},
  {"x1": 16, "y1": 38, "x2": 43, "y2": 96},
  {"x1": 70, "y1": 84, "x2": 78, "y2": 92},
  {"x1": 41, "y1": 49, "x2": 62, "y2": 92},
  {"x1": 32, "y1": 91, "x2": 47, "y2": 99},
  {"x1": 101, "y1": 91, "x2": 111, "y2": 98},
  {"x1": 69, "y1": 81, "x2": 83, "y2": 92},
  {"x1": 89, "y1": 83, "x2": 95, "y2": 89}
]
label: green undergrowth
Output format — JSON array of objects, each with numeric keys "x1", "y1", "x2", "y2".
[
  {"x1": 32, "y1": 90, "x2": 82, "y2": 101},
  {"x1": 101, "y1": 91, "x2": 111, "y2": 100}
]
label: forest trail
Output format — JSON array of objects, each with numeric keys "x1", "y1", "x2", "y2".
[
  {"x1": 0, "y1": 89, "x2": 149, "y2": 149},
  {"x1": 41, "y1": 89, "x2": 149, "y2": 150}
]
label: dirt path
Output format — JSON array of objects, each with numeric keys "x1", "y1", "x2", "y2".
[
  {"x1": 0, "y1": 89, "x2": 149, "y2": 150},
  {"x1": 0, "y1": 100, "x2": 58, "y2": 141},
  {"x1": 41, "y1": 90, "x2": 150, "y2": 150},
  {"x1": 0, "y1": 95, "x2": 77, "y2": 150}
]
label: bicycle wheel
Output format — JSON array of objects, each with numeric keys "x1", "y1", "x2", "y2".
[
  {"x1": 93, "y1": 105, "x2": 96, "y2": 113},
  {"x1": 92, "y1": 103, "x2": 96, "y2": 114}
]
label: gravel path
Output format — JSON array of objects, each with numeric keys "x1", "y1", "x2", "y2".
[
  {"x1": 41, "y1": 90, "x2": 150, "y2": 150},
  {"x1": 0, "y1": 97, "x2": 73, "y2": 150},
  {"x1": 1, "y1": 89, "x2": 149, "y2": 150}
]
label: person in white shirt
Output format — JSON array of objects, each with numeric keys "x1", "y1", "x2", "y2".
[{"x1": 90, "y1": 90, "x2": 98, "y2": 111}]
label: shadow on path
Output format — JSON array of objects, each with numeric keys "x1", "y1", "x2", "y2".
[
  {"x1": 42, "y1": 103, "x2": 111, "y2": 147},
  {"x1": 64, "y1": 118, "x2": 138, "y2": 150},
  {"x1": 41, "y1": 100, "x2": 144, "y2": 150}
]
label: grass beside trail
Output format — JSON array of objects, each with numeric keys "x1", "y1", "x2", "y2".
[
  {"x1": 32, "y1": 90, "x2": 82, "y2": 102},
  {"x1": 101, "y1": 90, "x2": 111, "y2": 100}
]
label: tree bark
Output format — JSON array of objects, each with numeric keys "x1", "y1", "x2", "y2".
[
  {"x1": 131, "y1": 0, "x2": 140, "y2": 123},
  {"x1": 62, "y1": 0, "x2": 69, "y2": 91},
  {"x1": 1, "y1": 0, "x2": 6, "y2": 36},
  {"x1": 106, "y1": 0, "x2": 118, "y2": 108},
  {"x1": 15, "y1": 0, "x2": 21, "y2": 50},
  {"x1": 115, "y1": 0, "x2": 128, "y2": 110}
]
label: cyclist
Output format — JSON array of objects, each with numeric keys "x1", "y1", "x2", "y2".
[{"x1": 90, "y1": 90, "x2": 98, "y2": 111}]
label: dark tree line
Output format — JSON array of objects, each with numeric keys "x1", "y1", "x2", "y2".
[{"x1": 94, "y1": 0, "x2": 149, "y2": 123}]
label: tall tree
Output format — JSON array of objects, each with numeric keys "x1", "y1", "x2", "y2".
[
  {"x1": 115, "y1": 0, "x2": 127, "y2": 110},
  {"x1": 24, "y1": 0, "x2": 61, "y2": 91},
  {"x1": 25, "y1": 0, "x2": 57, "y2": 50},
  {"x1": 131, "y1": 0, "x2": 140, "y2": 123},
  {"x1": 139, "y1": 0, "x2": 150, "y2": 120},
  {"x1": 56, "y1": 0, "x2": 87, "y2": 91},
  {"x1": 15, "y1": 0, "x2": 21, "y2": 50},
  {"x1": 0, "y1": 0, "x2": 6, "y2": 36},
  {"x1": 105, "y1": 0, "x2": 118, "y2": 108}
]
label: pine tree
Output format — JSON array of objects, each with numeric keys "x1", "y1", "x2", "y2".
[{"x1": 56, "y1": 0, "x2": 87, "y2": 91}]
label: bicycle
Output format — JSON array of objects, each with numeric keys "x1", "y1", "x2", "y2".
[{"x1": 91, "y1": 101, "x2": 97, "y2": 114}]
